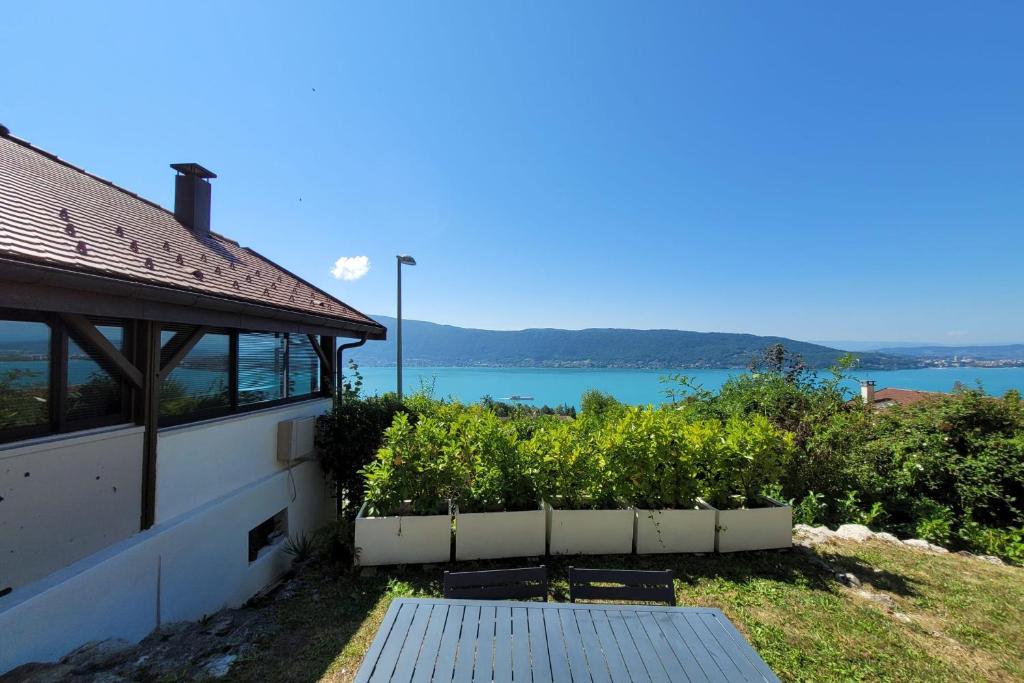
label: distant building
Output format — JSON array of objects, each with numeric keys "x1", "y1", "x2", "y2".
[{"x1": 857, "y1": 380, "x2": 944, "y2": 409}]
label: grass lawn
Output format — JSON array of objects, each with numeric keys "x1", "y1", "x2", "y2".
[{"x1": 226, "y1": 539, "x2": 1024, "y2": 682}]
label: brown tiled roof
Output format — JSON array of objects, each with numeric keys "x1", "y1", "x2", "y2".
[
  {"x1": 872, "y1": 388, "x2": 943, "y2": 406},
  {"x1": 0, "y1": 132, "x2": 383, "y2": 336}
]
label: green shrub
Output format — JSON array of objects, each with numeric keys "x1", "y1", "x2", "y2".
[
  {"x1": 316, "y1": 391, "x2": 408, "y2": 516},
  {"x1": 702, "y1": 414, "x2": 794, "y2": 509}
]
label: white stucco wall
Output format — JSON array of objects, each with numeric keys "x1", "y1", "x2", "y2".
[
  {"x1": 0, "y1": 426, "x2": 144, "y2": 593},
  {"x1": 155, "y1": 398, "x2": 331, "y2": 523},
  {"x1": 0, "y1": 459, "x2": 333, "y2": 672},
  {"x1": 0, "y1": 398, "x2": 336, "y2": 673}
]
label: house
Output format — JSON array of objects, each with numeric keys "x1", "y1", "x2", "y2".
[
  {"x1": 857, "y1": 380, "x2": 944, "y2": 409},
  {"x1": 0, "y1": 125, "x2": 386, "y2": 672}
]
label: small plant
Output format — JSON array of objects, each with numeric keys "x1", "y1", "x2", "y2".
[
  {"x1": 312, "y1": 517, "x2": 359, "y2": 565},
  {"x1": 794, "y1": 491, "x2": 827, "y2": 526},
  {"x1": 913, "y1": 499, "x2": 954, "y2": 545},
  {"x1": 283, "y1": 532, "x2": 315, "y2": 563}
]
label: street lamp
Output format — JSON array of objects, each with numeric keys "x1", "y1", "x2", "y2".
[{"x1": 396, "y1": 254, "x2": 416, "y2": 399}]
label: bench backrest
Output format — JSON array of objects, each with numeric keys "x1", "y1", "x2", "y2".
[
  {"x1": 443, "y1": 566, "x2": 548, "y2": 601},
  {"x1": 568, "y1": 567, "x2": 676, "y2": 606}
]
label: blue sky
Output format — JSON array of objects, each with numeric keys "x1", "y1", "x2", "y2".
[{"x1": 3, "y1": 2, "x2": 1022, "y2": 343}]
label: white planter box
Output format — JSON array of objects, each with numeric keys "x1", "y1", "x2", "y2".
[
  {"x1": 354, "y1": 502, "x2": 452, "y2": 566},
  {"x1": 635, "y1": 508, "x2": 716, "y2": 554},
  {"x1": 548, "y1": 505, "x2": 634, "y2": 555},
  {"x1": 708, "y1": 497, "x2": 793, "y2": 553},
  {"x1": 455, "y1": 506, "x2": 546, "y2": 561}
]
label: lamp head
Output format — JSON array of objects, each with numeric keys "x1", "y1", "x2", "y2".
[{"x1": 397, "y1": 254, "x2": 417, "y2": 266}]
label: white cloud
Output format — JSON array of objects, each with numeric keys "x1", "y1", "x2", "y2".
[{"x1": 331, "y1": 255, "x2": 370, "y2": 281}]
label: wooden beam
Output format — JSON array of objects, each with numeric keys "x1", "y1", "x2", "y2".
[
  {"x1": 139, "y1": 320, "x2": 161, "y2": 530},
  {"x1": 307, "y1": 334, "x2": 334, "y2": 390},
  {"x1": 59, "y1": 313, "x2": 144, "y2": 389},
  {"x1": 160, "y1": 326, "x2": 208, "y2": 375}
]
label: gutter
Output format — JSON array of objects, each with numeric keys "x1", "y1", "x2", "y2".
[{"x1": 337, "y1": 334, "x2": 369, "y2": 402}]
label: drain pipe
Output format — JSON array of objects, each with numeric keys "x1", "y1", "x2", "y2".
[{"x1": 336, "y1": 334, "x2": 368, "y2": 403}]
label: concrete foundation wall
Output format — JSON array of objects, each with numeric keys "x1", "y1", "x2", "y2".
[
  {"x1": 0, "y1": 459, "x2": 333, "y2": 671},
  {"x1": 0, "y1": 426, "x2": 145, "y2": 593}
]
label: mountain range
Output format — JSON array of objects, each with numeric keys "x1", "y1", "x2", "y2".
[{"x1": 346, "y1": 316, "x2": 916, "y2": 370}]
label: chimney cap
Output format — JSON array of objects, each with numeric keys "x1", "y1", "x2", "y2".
[{"x1": 170, "y1": 162, "x2": 217, "y2": 179}]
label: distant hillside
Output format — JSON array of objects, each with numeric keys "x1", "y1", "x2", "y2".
[
  {"x1": 878, "y1": 344, "x2": 1024, "y2": 361},
  {"x1": 347, "y1": 316, "x2": 915, "y2": 370}
]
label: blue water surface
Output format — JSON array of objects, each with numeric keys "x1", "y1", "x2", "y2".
[{"x1": 352, "y1": 366, "x2": 1024, "y2": 408}]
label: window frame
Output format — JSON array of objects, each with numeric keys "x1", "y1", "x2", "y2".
[
  {"x1": 157, "y1": 327, "x2": 329, "y2": 428},
  {"x1": 0, "y1": 310, "x2": 133, "y2": 445},
  {"x1": 0, "y1": 308, "x2": 333, "y2": 441}
]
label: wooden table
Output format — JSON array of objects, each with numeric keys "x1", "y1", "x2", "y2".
[{"x1": 354, "y1": 598, "x2": 780, "y2": 682}]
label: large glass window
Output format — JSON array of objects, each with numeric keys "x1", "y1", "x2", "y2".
[
  {"x1": 287, "y1": 334, "x2": 321, "y2": 398},
  {"x1": 238, "y1": 332, "x2": 286, "y2": 405},
  {"x1": 0, "y1": 320, "x2": 50, "y2": 433},
  {"x1": 160, "y1": 331, "x2": 231, "y2": 418},
  {"x1": 66, "y1": 324, "x2": 126, "y2": 425}
]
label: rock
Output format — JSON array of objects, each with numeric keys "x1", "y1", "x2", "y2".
[
  {"x1": 835, "y1": 524, "x2": 874, "y2": 542},
  {"x1": 874, "y1": 532, "x2": 900, "y2": 544},
  {"x1": 0, "y1": 662, "x2": 77, "y2": 683},
  {"x1": 204, "y1": 615, "x2": 235, "y2": 637},
  {"x1": 856, "y1": 589, "x2": 895, "y2": 608},
  {"x1": 792, "y1": 524, "x2": 835, "y2": 546},
  {"x1": 199, "y1": 653, "x2": 237, "y2": 679},
  {"x1": 835, "y1": 572, "x2": 861, "y2": 587},
  {"x1": 978, "y1": 555, "x2": 1006, "y2": 565},
  {"x1": 60, "y1": 639, "x2": 137, "y2": 672},
  {"x1": 892, "y1": 611, "x2": 913, "y2": 624},
  {"x1": 903, "y1": 539, "x2": 948, "y2": 553}
]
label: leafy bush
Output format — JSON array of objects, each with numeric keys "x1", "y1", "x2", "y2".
[
  {"x1": 702, "y1": 414, "x2": 794, "y2": 509},
  {"x1": 317, "y1": 391, "x2": 408, "y2": 516}
]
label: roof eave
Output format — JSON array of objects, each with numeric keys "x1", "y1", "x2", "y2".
[{"x1": 0, "y1": 256, "x2": 387, "y2": 340}]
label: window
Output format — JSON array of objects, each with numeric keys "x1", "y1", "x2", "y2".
[
  {"x1": 238, "y1": 332, "x2": 286, "y2": 405},
  {"x1": 0, "y1": 312, "x2": 131, "y2": 444},
  {"x1": 66, "y1": 324, "x2": 128, "y2": 427},
  {"x1": 158, "y1": 328, "x2": 329, "y2": 426},
  {"x1": 287, "y1": 334, "x2": 321, "y2": 398},
  {"x1": 0, "y1": 320, "x2": 50, "y2": 435},
  {"x1": 160, "y1": 330, "x2": 231, "y2": 420}
]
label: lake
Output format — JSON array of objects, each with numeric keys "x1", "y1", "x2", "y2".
[
  {"x1": 352, "y1": 366, "x2": 1024, "y2": 407},
  {"x1": 5, "y1": 361, "x2": 1023, "y2": 408}
]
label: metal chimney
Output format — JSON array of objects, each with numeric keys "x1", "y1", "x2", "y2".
[{"x1": 170, "y1": 163, "x2": 216, "y2": 237}]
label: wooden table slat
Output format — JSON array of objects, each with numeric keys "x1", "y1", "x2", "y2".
[
  {"x1": 618, "y1": 609, "x2": 671, "y2": 683},
  {"x1": 605, "y1": 609, "x2": 656, "y2": 682},
  {"x1": 637, "y1": 611, "x2": 692, "y2": 682},
  {"x1": 558, "y1": 608, "x2": 593, "y2": 682},
  {"x1": 473, "y1": 605, "x2": 496, "y2": 683},
  {"x1": 510, "y1": 608, "x2": 532, "y2": 682},
  {"x1": 527, "y1": 607, "x2": 553, "y2": 683},
  {"x1": 700, "y1": 611, "x2": 780, "y2": 682},
  {"x1": 391, "y1": 603, "x2": 434, "y2": 683},
  {"x1": 354, "y1": 599, "x2": 405, "y2": 683},
  {"x1": 452, "y1": 604, "x2": 480, "y2": 683},
  {"x1": 542, "y1": 607, "x2": 572, "y2": 682},
  {"x1": 355, "y1": 599, "x2": 779, "y2": 683},
  {"x1": 410, "y1": 605, "x2": 447, "y2": 683},
  {"x1": 573, "y1": 608, "x2": 612, "y2": 683},
  {"x1": 589, "y1": 609, "x2": 631, "y2": 683},
  {"x1": 429, "y1": 604, "x2": 464, "y2": 683},
  {"x1": 662, "y1": 612, "x2": 729, "y2": 683},
  {"x1": 368, "y1": 603, "x2": 417, "y2": 683}
]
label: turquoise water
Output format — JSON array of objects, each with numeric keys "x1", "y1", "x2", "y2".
[{"x1": 352, "y1": 366, "x2": 1024, "y2": 408}]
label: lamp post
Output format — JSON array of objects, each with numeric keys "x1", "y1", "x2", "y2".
[{"x1": 396, "y1": 254, "x2": 416, "y2": 399}]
